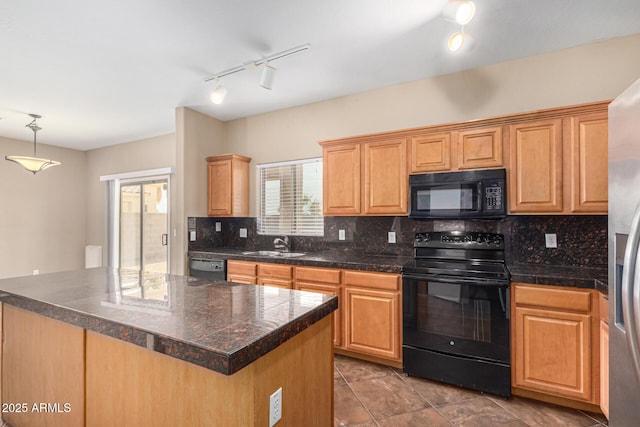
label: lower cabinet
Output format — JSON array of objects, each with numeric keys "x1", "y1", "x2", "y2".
[
  {"x1": 343, "y1": 270, "x2": 401, "y2": 362},
  {"x1": 295, "y1": 266, "x2": 343, "y2": 347},
  {"x1": 228, "y1": 260, "x2": 402, "y2": 365},
  {"x1": 599, "y1": 292, "x2": 609, "y2": 419},
  {"x1": 512, "y1": 283, "x2": 600, "y2": 408}
]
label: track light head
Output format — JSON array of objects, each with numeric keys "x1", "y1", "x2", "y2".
[
  {"x1": 210, "y1": 85, "x2": 228, "y2": 104},
  {"x1": 260, "y1": 63, "x2": 277, "y2": 90},
  {"x1": 443, "y1": 0, "x2": 476, "y2": 25}
]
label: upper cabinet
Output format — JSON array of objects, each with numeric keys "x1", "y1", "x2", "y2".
[
  {"x1": 207, "y1": 154, "x2": 251, "y2": 217},
  {"x1": 409, "y1": 126, "x2": 504, "y2": 173},
  {"x1": 319, "y1": 100, "x2": 609, "y2": 217},
  {"x1": 508, "y1": 105, "x2": 609, "y2": 215},
  {"x1": 321, "y1": 137, "x2": 407, "y2": 216},
  {"x1": 509, "y1": 119, "x2": 564, "y2": 213}
]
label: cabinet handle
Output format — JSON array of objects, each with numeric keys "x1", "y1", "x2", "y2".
[{"x1": 622, "y1": 200, "x2": 640, "y2": 382}]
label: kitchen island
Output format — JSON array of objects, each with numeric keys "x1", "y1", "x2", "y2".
[{"x1": 0, "y1": 268, "x2": 338, "y2": 427}]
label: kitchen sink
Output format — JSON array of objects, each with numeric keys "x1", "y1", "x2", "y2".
[{"x1": 241, "y1": 251, "x2": 306, "y2": 258}]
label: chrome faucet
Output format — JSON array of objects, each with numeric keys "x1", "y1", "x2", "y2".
[{"x1": 273, "y1": 236, "x2": 290, "y2": 252}]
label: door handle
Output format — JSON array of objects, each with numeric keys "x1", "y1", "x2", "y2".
[
  {"x1": 622, "y1": 200, "x2": 640, "y2": 382},
  {"x1": 162, "y1": 234, "x2": 168, "y2": 246}
]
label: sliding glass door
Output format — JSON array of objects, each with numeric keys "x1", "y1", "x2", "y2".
[{"x1": 119, "y1": 179, "x2": 169, "y2": 273}]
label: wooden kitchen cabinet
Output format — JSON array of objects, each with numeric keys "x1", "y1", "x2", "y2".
[
  {"x1": 509, "y1": 120, "x2": 564, "y2": 213},
  {"x1": 457, "y1": 126, "x2": 505, "y2": 170},
  {"x1": 363, "y1": 138, "x2": 407, "y2": 215},
  {"x1": 410, "y1": 132, "x2": 452, "y2": 173},
  {"x1": 321, "y1": 137, "x2": 407, "y2": 216},
  {"x1": 295, "y1": 266, "x2": 343, "y2": 347},
  {"x1": 512, "y1": 283, "x2": 600, "y2": 407},
  {"x1": 599, "y1": 292, "x2": 609, "y2": 418},
  {"x1": 322, "y1": 142, "x2": 361, "y2": 215},
  {"x1": 207, "y1": 154, "x2": 251, "y2": 217},
  {"x1": 257, "y1": 263, "x2": 294, "y2": 289},
  {"x1": 226, "y1": 260, "x2": 258, "y2": 284},
  {"x1": 566, "y1": 112, "x2": 608, "y2": 213},
  {"x1": 344, "y1": 270, "x2": 401, "y2": 362}
]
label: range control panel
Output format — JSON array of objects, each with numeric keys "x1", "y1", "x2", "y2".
[{"x1": 414, "y1": 232, "x2": 504, "y2": 249}]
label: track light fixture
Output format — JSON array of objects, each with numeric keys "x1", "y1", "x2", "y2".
[
  {"x1": 443, "y1": 1, "x2": 476, "y2": 52},
  {"x1": 204, "y1": 43, "x2": 310, "y2": 104},
  {"x1": 5, "y1": 114, "x2": 61, "y2": 174}
]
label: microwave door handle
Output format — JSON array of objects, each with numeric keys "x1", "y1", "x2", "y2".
[{"x1": 622, "y1": 200, "x2": 640, "y2": 382}]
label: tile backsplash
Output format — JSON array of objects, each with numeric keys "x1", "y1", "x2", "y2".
[{"x1": 188, "y1": 215, "x2": 607, "y2": 269}]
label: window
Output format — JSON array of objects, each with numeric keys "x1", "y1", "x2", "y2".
[{"x1": 257, "y1": 158, "x2": 323, "y2": 236}]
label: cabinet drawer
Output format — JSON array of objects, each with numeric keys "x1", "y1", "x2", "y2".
[
  {"x1": 258, "y1": 263, "x2": 293, "y2": 279},
  {"x1": 227, "y1": 260, "x2": 257, "y2": 276},
  {"x1": 514, "y1": 283, "x2": 591, "y2": 313},
  {"x1": 259, "y1": 277, "x2": 293, "y2": 289},
  {"x1": 227, "y1": 274, "x2": 257, "y2": 285},
  {"x1": 296, "y1": 266, "x2": 341, "y2": 284},
  {"x1": 344, "y1": 271, "x2": 399, "y2": 291}
]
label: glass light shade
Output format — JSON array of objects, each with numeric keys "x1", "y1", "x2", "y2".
[
  {"x1": 210, "y1": 85, "x2": 227, "y2": 104},
  {"x1": 5, "y1": 155, "x2": 62, "y2": 174},
  {"x1": 443, "y1": 0, "x2": 476, "y2": 25},
  {"x1": 448, "y1": 32, "x2": 465, "y2": 51}
]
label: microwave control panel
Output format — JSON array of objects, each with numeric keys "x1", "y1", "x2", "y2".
[{"x1": 484, "y1": 184, "x2": 503, "y2": 211}]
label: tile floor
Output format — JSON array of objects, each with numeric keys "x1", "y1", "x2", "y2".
[{"x1": 334, "y1": 355, "x2": 609, "y2": 427}]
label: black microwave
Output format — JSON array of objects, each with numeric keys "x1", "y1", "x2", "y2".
[{"x1": 409, "y1": 168, "x2": 506, "y2": 219}]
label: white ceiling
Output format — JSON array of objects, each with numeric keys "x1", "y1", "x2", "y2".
[{"x1": 1, "y1": 0, "x2": 640, "y2": 151}]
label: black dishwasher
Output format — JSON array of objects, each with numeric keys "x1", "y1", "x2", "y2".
[{"x1": 188, "y1": 256, "x2": 226, "y2": 281}]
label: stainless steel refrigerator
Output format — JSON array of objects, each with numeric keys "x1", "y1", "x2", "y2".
[{"x1": 609, "y1": 76, "x2": 640, "y2": 426}]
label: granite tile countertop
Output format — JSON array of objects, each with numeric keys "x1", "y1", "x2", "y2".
[
  {"x1": 0, "y1": 268, "x2": 337, "y2": 375},
  {"x1": 508, "y1": 264, "x2": 608, "y2": 293},
  {"x1": 190, "y1": 248, "x2": 608, "y2": 292},
  {"x1": 189, "y1": 247, "x2": 413, "y2": 274}
]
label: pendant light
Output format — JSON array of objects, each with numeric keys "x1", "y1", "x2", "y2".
[{"x1": 5, "y1": 114, "x2": 61, "y2": 174}]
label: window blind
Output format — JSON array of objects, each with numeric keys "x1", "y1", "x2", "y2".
[{"x1": 257, "y1": 158, "x2": 323, "y2": 236}]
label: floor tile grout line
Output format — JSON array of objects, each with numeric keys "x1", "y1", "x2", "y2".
[
  {"x1": 334, "y1": 362, "x2": 381, "y2": 427},
  {"x1": 392, "y1": 369, "x2": 458, "y2": 425},
  {"x1": 487, "y1": 395, "x2": 535, "y2": 426}
]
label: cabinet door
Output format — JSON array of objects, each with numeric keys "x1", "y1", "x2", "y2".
[
  {"x1": 363, "y1": 138, "x2": 408, "y2": 215},
  {"x1": 509, "y1": 120, "x2": 563, "y2": 213},
  {"x1": 297, "y1": 281, "x2": 343, "y2": 347},
  {"x1": 227, "y1": 260, "x2": 257, "y2": 284},
  {"x1": 567, "y1": 113, "x2": 608, "y2": 213},
  {"x1": 457, "y1": 126, "x2": 504, "y2": 170},
  {"x1": 207, "y1": 160, "x2": 233, "y2": 216},
  {"x1": 344, "y1": 287, "x2": 400, "y2": 361},
  {"x1": 410, "y1": 133, "x2": 452, "y2": 173},
  {"x1": 323, "y1": 143, "x2": 361, "y2": 215},
  {"x1": 513, "y1": 306, "x2": 592, "y2": 401}
]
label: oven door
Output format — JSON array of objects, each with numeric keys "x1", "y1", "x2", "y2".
[{"x1": 402, "y1": 274, "x2": 510, "y2": 363}]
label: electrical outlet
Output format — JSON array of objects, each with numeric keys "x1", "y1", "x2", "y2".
[
  {"x1": 388, "y1": 231, "x2": 396, "y2": 244},
  {"x1": 269, "y1": 387, "x2": 282, "y2": 427},
  {"x1": 215, "y1": 222, "x2": 222, "y2": 232},
  {"x1": 189, "y1": 230, "x2": 196, "y2": 241},
  {"x1": 545, "y1": 233, "x2": 557, "y2": 248},
  {"x1": 338, "y1": 229, "x2": 346, "y2": 241},
  {"x1": 239, "y1": 228, "x2": 247, "y2": 238},
  {"x1": 32, "y1": 269, "x2": 39, "y2": 275}
]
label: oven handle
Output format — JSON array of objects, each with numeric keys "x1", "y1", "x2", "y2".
[{"x1": 402, "y1": 273, "x2": 509, "y2": 288}]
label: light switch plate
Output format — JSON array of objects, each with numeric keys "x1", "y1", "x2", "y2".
[
  {"x1": 215, "y1": 222, "x2": 221, "y2": 232},
  {"x1": 388, "y1": 231, "x2": 396, "y2": 244},
  {"x1": 239, "y1": 228, "x2": 247, "y2": 238},
  {"x1": 338, "y1": 229, "x2": 346, "y2": 241},
  {"x1": 545, "y1": 233, "x2": 557, "y2": 248}
]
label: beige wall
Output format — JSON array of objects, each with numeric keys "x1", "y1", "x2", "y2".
[
  {"x1": 224, "y1": 34, "x2": 640, "y2": 216},
  {"x1": 0, "y1": 137, "x2": 86, "y2": 279},
  {"x1": 85, "y1": 133, "x2": 175, "y2": 268},
  {"x1": 173, "y1": 107, "x2": 225, "y2": 274}
]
